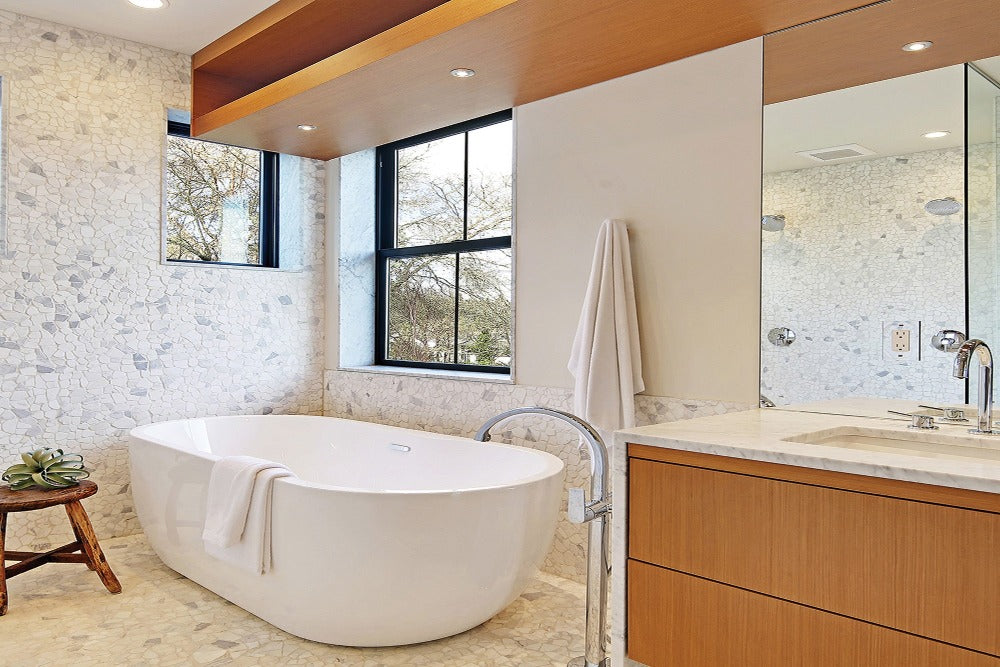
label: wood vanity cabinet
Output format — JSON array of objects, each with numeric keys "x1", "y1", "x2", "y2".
[{"x1": 626, "y1": 444, "x2": 1000, "y2": 666}]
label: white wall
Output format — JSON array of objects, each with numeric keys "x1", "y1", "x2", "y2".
[
  {"x1": 514, "y1": 38, "x2": 763, "y2": 402},
  {"x1": 327, "y1": 38, "x2": 765, "y2": 406}
]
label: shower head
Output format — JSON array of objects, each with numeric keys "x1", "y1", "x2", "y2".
[
  {"x1": 924, "y1": 197, "x2": 962, "y2": 216},
  {"x1": 761, "y1": 214, "x2": 786, "y2": 232}
]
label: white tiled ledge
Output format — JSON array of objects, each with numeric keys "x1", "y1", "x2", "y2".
[{"x1": 335, "y1": 365, "x2": 514, "y2": 384}]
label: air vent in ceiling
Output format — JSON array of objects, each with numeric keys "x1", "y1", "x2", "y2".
[{"x1": 796, "y1": 144, "x2": 876, "y2": 162}]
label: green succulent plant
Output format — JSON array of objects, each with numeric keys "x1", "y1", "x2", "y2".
[{"x1": 2, "y1": 448, "x2": 90, "y2": 491}]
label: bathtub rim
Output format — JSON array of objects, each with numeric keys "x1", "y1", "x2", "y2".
[{"x1": 129, "y1": 414, "x2": 566, "y2": 496}]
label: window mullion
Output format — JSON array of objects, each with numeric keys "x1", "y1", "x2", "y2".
[
  {"x1": 380, "y1": 235, "x2": 511, "y2": 259},
  {"x1": 454, "y1": 252, "x2": 461, "y2": 365},
  {"x1": 463, "y1": 132, "x2": 469, "y2": 241}
]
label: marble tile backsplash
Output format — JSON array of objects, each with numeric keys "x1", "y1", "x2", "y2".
[
  {"x1": 968, "y1": 134, "x2": 999, "y2": 402},
  {"x1": 762, "y1": 147, "x2": 967, "y2": 406},
  {"x1": 325, "y1": 369, "x2": 750, "y2": 582},
  {"x1": 0, "y1": 11, "x2": 326, "y2": 551}
]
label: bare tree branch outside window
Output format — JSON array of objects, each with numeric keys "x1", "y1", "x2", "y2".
[
  {"x1": 384, "y1": 117, "x2": 513, "y2": 368},
  {"x1": 165, "y1": 133, "x2": 263, "y2": 265}
]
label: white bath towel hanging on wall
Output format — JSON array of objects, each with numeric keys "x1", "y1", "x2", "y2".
[{"x1": 568, "y1": 218, "x2": 644, "y2": 436}]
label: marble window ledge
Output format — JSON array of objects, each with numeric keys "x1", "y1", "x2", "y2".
[
  {"x1": 159, "y1": 259, "x2": 304, "y2": 274},
  {"x1": 337, "y1": 364, "x2": 515, "y2": 384}
]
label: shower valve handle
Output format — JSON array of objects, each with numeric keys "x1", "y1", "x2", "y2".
[{"x1": 568, "y1": 488, "x2": 611, "y2": 524}]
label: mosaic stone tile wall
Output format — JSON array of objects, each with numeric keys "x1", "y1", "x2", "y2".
[
  {"x1": 762, "y1": 147, "x2": 967, "y2": 406},
  {"x1": 0, "y1": 11, "x2": 326, "y2": 550},
  {"x1": 324, "y1": 369, "x2": 751, "y2": 582},
  {"x1": 968, "y1": 117, "x2": 999, "y2": 407}
]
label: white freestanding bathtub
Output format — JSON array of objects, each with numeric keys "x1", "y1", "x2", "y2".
[{"x1": 129, "y1": 415, "x2": 564, "y2": 646}]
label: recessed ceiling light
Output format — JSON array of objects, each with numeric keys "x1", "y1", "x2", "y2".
[
  {"x1": 128, "y1": 0, "x2": 168, "y2": 8},
  {"x1": 923, "y1": 130, "x2": 950, "y2": 139},
  {"x1": 450, "y1": 68, "x2": 476, "y2": 78},
  {"x1": 298, "y1": 124, "x2": 317, "y2": 131},
  {"x1": 902, "y1": 41, "x2": 933, "y2": 52}
]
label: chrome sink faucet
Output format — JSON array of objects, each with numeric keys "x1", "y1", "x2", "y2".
[{"x1": 953, "y1": 339, "x2": 995, "y2": 435}]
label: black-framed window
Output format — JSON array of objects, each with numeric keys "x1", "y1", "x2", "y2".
[
  {"x1": 376, "y1": 110, "x2": 513, "y2": 373},
  {"x1": 164, "y1": 121, "x2": 279, "y2": 268}
]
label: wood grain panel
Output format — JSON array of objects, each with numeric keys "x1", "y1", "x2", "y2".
[
  {"x1": 628, "y1": 458, "x2": 1000, "y2": 656},
  {"x1": 192, "y1": 0, "x2": 869, "y2": 159},
  {"x1": 0, "y1": 513, "x2": 6, "y2": 615},
  {"x1": 0, "y1": 480, "x2": 98, "y2": 512},
  {"x1": 628, "y1": 560, "x2": 1000, "y2": 667},
  {"x1": 193, "y1": 0, "x2": 448, "y2": 110},
  {"x1": 64, "y1": 501, "x2": 122, "y2": 595},
  {"x1": 192, "y1": 70, "x2": 259, "y2": 121},
  {"x1": 193, "y1": 0, "x2": 314, "y2": 69},
  {"x1": 765, "y1": 0, "x2": 1000, "y2": 104},
  {"x1": 627, "y1": 442, "x2": 1000, "y2": 513}
]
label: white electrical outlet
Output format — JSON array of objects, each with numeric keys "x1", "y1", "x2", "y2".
[
  {"x1": 883, "y1": 321, "x2": 920, "y2": 362},
  {"x1": 892, "y1": 329, "x2": 910, "y2": 353}
]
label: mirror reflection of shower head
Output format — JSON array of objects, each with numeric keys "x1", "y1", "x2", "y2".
[
  {"x1": 762, "y1": 214, "x2": 786, "y2": 232},
  {"x1": 924, "y1": 197, "x2": 962, "y2": 216}
]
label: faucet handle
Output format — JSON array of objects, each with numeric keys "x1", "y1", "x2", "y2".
[
  {"x1": 568, "y1": 487, "x2": 611, "y2": 525},
  {"x1": 888, "y1": 411, "x2": 938, "y2": 430},
  {"x1": 918, "y1": 404, "x2": 968, "y2": 421},
  {"x1": 568, "y1": 488, "x2": 587, "y2": 524}
]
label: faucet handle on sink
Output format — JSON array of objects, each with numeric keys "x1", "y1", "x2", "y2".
[
  {"x1": 918, "y1": 404, "x2": 968, "y2": 422},
  {"x1": 887, "y1": 411, "x2": 939, "y2": 430}
]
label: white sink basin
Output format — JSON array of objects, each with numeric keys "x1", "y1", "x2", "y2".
[{"x1": 784, "y1": 426, "x2": 1000, "y2": 462}]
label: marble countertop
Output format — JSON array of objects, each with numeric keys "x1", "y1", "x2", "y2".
[{"x1": 614, "y1": 399, "x2": 1000, "y2": 494}]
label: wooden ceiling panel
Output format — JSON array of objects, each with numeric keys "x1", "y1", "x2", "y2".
[
  {"x1": 192, "y1": 0, "x2": 449, "y2": 110},
  {"x1": 193, "y1": 0, "x2": 872, "y2": 159},
  {"x1": 765, "y1": 0, "x2": 1000, "y2": 104}
]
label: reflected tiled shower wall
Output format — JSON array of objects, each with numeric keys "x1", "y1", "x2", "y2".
[
  {"x1": 967, "y1": 79, "x2": 1000, "y2": 408},
  {"x1": 761, "y1": 147, "x2": 968, "y2": 406},
  {"x1": 969, "y1": 142, "x2": 999, "y2": 352},
  {"x1": 324, "y1": 369, "x2": 751, "y2": 582},
  {"x1": 0, "y1": 11, "x2": 326, "y2": 550}
]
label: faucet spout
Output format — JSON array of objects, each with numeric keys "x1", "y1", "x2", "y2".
[
  {"x1": 953, "y1": 339, "x2": 991, "y2": 378},
  {"x1": 953, "y1": 339, "x2": 995, "y2": 434}
]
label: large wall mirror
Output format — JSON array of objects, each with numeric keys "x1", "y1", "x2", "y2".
[{"x1": 760, "y1": 0, "x2": 1000, "y2": 414}]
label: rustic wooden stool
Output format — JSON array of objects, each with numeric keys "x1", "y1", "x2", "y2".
[{"x1": 0, "y1": 480, "x2": 122, "y2": 615}]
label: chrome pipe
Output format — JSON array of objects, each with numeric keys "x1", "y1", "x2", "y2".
[
  {"x1": 475, "y1": 407, "x2": 611, "y2": 667},
  {"x1": 953, "y1": 339, "x2": 995, "y2": 435}
]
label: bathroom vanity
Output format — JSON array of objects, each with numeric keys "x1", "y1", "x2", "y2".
[{"x1": 613, "y1": 405, "x2": 1000, "y2": 667}]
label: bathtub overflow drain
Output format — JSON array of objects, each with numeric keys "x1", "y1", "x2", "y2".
[{"x1": 388, "y1": 443, "x2": 411, "y2": 452}]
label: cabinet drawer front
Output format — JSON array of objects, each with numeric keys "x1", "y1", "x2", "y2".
[
  {"x1": 628, "y1": 560, "x2": 999, "y2": 667},
  {"x1": 628, "y1": 457, "x2": 1000, "y2": 655}
]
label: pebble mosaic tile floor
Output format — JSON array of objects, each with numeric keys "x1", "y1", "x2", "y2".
[{"x1": 2, "y1": 534, "x2": 586, "y2": 666}]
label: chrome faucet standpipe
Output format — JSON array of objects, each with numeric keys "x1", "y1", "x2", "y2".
[
  {"x1": 953, "y1": 339, "x2": 996, "y2": 435},
  {"x1": 476, "y1": 407, "x2": 611, "y2": 667}
]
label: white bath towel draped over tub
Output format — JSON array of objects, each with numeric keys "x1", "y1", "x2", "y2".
[
  {"x1": 202, "y1": 455, "x2": 293, "y2": 574},
  {"x1": 568, "y1": 218, "x2": 644, "y2": 436}
]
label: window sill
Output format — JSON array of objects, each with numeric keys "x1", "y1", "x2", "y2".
[
  {"x1": 160, "y1": 259, "x2": 301, "y2": 274},
  {"x1": 337, "y1": 365, "x2": 514, "y2": 384}
]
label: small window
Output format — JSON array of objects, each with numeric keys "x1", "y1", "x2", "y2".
[
  {"x1": 164, "y1": 121, "x2": 279, "y2": 267},
  {"x1": 376, "y1": 111, "x2": 513, "y2": 373}
]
